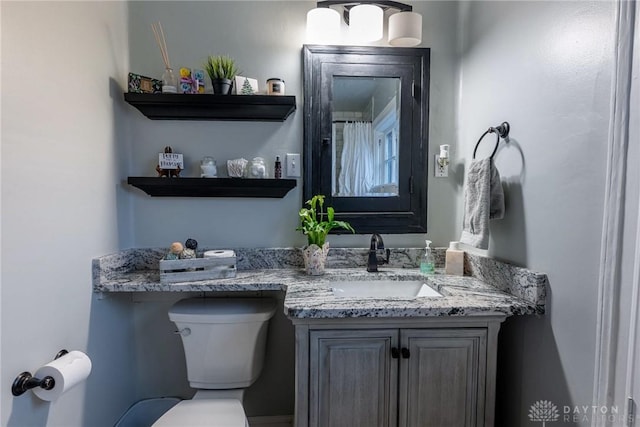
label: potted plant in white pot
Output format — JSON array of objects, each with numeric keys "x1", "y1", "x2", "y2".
[
  {"x1": 204, "y1": 55, "x2": 239, "y2": 95},
  {"x1": 297, "y1": 195, "x2": 355, "y2": 275}
]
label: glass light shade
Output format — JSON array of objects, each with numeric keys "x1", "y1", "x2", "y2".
[
  {"x1": 388, "y1": 11, "x2": 422, "y2": 47},
  {"x1": 349, "y1": 4, "x2": 383, "y2": 42},
  {"x1": 306, "y1": 7, "x2": 341, "y2": 44}
]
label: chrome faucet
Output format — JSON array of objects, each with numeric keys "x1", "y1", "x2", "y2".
[{"x1": 367, "y1": 233, "x2": 390, "y2": 272}]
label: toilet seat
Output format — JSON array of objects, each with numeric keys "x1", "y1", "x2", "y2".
[{"x1": 152, "y1": 398, "x2": 248, "y2": 427}]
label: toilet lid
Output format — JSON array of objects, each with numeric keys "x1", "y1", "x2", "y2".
[{"x1": 152, "y1": 399, "x2": 247, "y2": 427}]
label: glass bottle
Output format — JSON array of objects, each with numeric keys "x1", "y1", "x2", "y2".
[
  {"x1": 161, "y1": 68, "x2": 177, "y2": 93},
  {"x1": 274, "y1": 156, "x2": 282, "y2": 179},
  {"x1": 420, "y1": 240, "x2": 435, "y2": 274}
]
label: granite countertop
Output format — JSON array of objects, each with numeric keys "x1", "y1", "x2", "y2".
[
  {"x1": 282, "y1": 268, "x2": 542, "y2": 318},
  {"x1": 93, "y1": 248, "x2": 548, "y2": 319}
]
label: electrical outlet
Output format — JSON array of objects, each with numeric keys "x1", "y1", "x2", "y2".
[
  {"x1": 286, "y1": 153, "x2": 301, "y2": 177},
  {"x1": 435, "y1": 154, "x2": 449, "y2": 178}
]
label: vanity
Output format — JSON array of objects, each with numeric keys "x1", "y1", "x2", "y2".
[{"x1": 94, "y1": 247, "x2": 546, "y2": 427}]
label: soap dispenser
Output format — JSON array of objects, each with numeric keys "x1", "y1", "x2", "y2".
[
  {"x1": 445, "y1": 241, "x2": 464, "y2": 276},
  {"x1": 420, "y1": 240, "x2": 435, "y2": 274}
]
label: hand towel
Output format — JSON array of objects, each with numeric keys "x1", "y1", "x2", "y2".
[{"x1": 460, "y1": 158, "x2": 505, "y2": 249}]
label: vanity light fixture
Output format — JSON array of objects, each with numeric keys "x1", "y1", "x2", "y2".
[
  {"x1": 306, "y1": 1, "x2": 422, "y2": 46},
  {"x1": 349, "y1": 4, "x2": 384, "y2": 42},
  {"x1": 306, "y1": 7, "x2": 341, "y2": 44}
]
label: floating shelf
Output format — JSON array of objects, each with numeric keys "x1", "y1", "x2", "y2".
[
  {"x1": 127, "y1": 177, "x2": 297, "y2": 198},
  {"x1": 124, "y1": 93, "x2": 296, "y2": 121}
]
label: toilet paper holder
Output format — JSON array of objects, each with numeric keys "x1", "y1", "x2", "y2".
[{"x1": 11, "y1": 349, "x2": 68, "y2": 397}]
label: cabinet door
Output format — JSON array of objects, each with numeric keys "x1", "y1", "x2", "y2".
[
  {"x1": 398, "y1": 329, "x2": 487, "y2": 427},
  {"x1": 309, "y1": 329, "x2": 399, "y2": 427}
]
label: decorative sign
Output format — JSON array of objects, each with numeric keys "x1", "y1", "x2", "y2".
[
  {"x1": 128, "y1": 72, "x2": 161, "y2": 94},
  {"x1": 234, "y1": 76, "x2": 258, "y2": 95},
  {"x1": 159, "y1": 153, "x2": 184, "y2": 170}
]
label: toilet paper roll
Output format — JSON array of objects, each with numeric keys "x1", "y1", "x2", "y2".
[
  {"x1": 32, "y1": 351, "x2": 92, "y2": 401},
  {"x1": 203, "y1": 250, "x2": 235, "y2": 258}
]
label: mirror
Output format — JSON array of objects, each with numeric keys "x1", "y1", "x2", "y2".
[
  {"x1": 332, "y1": 76, "x2": 401, "y2": 197},
  {"x1": 303, "y1": 45, "x2": 430, "y2": 234}
]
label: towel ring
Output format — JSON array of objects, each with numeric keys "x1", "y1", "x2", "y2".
[{"x1": 473, "y1": 122, "x2": 510, "y2": 159}]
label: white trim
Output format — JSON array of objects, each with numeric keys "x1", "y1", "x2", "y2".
[
  {"x1": 623, "y1": 3, "x2": 640, "y2": 424},
  {"x1": 592, "y1": 1, "x2": 636, "y2": 426},
  {"x1": 624, "y1": 177, "x2": 640, "y2": 425}
]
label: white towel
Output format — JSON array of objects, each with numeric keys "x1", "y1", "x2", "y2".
[{"x1": 460, "y1": 158, "x2": 505, "y2": 249}]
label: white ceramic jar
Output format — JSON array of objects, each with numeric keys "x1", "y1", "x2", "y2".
[{"x1": 200, "y1": 157, "x2": 217, "y2": 178}]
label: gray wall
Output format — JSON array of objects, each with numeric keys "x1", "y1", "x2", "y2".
[
  {"x1": 1, "y1": 0, "x2": 623, "y2": 424},
  {"x1": 1, "y1": 1, "x2": 136, "y2": 426},
  {"x1": 126, "y1": 0, "x2": 461, "y2": 250},
  {"x1": 457, "y1": 1, "x2": 615, "y2": 425},
  {"x1": 124, "y1": 1, "x2": 461, "y2": 417}
]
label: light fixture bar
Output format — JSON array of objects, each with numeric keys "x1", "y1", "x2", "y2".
[
  {"x1": 317, "y1": 1, "x2": 412, "y2": 25},
  {"x1": 316, "y1": 0, "x2": 412, "y2": 12},
  {"x1": 308, "y1": 0, "x2": 421, "y2": 46}
]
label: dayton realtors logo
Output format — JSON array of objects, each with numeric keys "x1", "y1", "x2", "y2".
[
  {"x1": 529, "y1": 400, "x2": 560, "y2": 426},
  {"x1": 529, "y1": 401, "x2": 631, "y2": 424}
]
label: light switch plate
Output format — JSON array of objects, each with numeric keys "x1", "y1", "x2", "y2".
[{"x1": 286, "y1": 153, "x2": 301, "y2": 177}]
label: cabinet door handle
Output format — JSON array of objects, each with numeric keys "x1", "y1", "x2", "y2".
[
  {"x1": 401, "y1": 347, "x2": 410, "y2": 359},
  {"x1": 391, "y1": 347, "x2": 400, "y2": 359}
]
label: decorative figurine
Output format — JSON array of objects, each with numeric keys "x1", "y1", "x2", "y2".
[
  {"x1": 179, "y1": 67, "x2": 195, "y2": 94},
  {"x1": 193, "y1": 69, "x2": 206, "y2": 94},
  {"x1": 165, "y1": 242, "x2": 184, "y2": 260},
  {"x1": 156, "y1": 146, "x2": 182, "y2": 177},
  {"x1": 180, "y1": 238, "x2": 198, "y2": 259}
]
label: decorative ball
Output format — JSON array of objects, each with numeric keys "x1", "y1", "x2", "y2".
[
  {"x1": 185, "y1": 238, "x2": 198, "y2": 250},
  {"x1": 170, "y1": 242, "x2": 184, "y2": 254}
]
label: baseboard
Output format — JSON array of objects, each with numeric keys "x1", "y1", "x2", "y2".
[{"x1": 247, "y1": 415, "x2": 293, "y2": 427}]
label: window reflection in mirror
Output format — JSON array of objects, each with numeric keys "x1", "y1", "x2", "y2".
[{"x1": 331, "y1": 76, "x2": 401, "y2": 198}]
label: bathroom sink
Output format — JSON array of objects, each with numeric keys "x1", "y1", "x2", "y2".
[{"x1": 331, "y1": 280, "x2": 443, "y2": 298}]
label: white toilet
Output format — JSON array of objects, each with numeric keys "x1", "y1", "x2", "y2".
[{"x1": 153, "y1": 297, "x2": 277, "y2": 427}]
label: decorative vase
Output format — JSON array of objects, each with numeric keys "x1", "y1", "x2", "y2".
[
  {"x1": 302, "y1": 242, "x2": 329, "y2": 276},
  {"x1": 211, "y1": 78, "x2": 233, "y2": 95}
]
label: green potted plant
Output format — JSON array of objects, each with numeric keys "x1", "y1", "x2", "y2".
[
  {"x1": 297, "y1": 195, "x2": 355, "y2": 275},
  {"x1": 204, "y1": 55, "x2": 239, "y2": 95}
]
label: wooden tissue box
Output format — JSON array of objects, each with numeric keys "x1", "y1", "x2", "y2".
[{"x1": 159, "y1": 255, "x2": 237, "y2": 284}]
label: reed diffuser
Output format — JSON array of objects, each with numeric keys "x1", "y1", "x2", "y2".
[{"x1": 151, "y1": 22, "x2": 177, "y2": 93}]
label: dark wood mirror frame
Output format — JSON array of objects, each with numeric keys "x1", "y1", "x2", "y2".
[{"x1": 303, "y1": 45, "x2": 430, "y2": 234}]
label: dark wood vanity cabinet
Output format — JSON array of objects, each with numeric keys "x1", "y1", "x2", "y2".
[{"x1": 294, "y1": 317, "x2": 503, "y2": 427}]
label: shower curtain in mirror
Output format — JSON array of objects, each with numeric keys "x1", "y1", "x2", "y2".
[{"x1": 339, "y1": 122, "x2": 374, "y2": 196}]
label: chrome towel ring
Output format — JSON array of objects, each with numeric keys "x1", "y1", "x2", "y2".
[{"x1": 473, "y1": 122, "x2": 510, "y2": 160}]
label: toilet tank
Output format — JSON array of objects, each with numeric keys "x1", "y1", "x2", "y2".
[{"x1": 168, "y1": 298, "x2": 277, "y2": 389}]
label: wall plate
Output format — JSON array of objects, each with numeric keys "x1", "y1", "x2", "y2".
[
  {"x1": 435, "y1": 155, "x2": 449, "y2": 178},
  {"x1": 286, "y1": 153, "x2": 301, "y2": 177}
]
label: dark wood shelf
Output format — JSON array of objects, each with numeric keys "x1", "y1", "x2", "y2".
[
  {"x1": 127, "y1": 177, "x2": 297, "y2": 198},
  {"x1": 124, "y1": 93, "x2": 296, "y2": 121}
]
